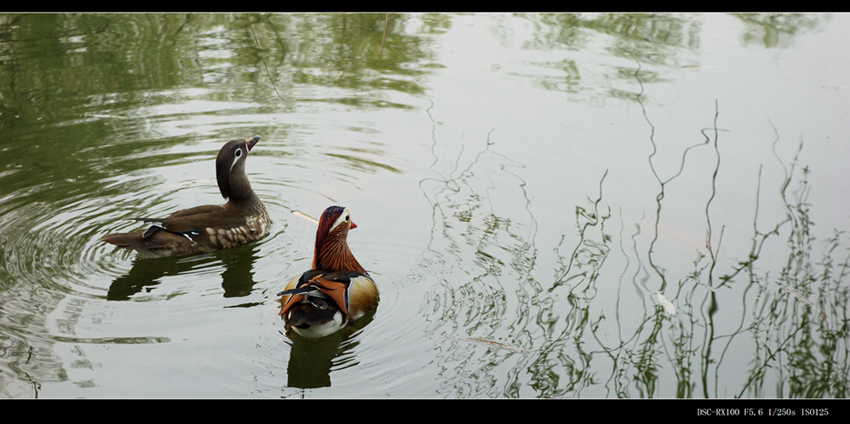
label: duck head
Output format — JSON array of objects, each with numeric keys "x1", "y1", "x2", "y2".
[
  {"x1": 312, "y1": 206, "x2": 367, "y2": 274},
  {"x1": 216, "y1": 136, "x2": 260, "y2": 202}
]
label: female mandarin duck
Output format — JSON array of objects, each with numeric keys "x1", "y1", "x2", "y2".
[
  {"x1": 278, "y1": 206, "x2": 378, "y2": 338},
  {"x1": 101, "y1": 136, "x2": 270, "y2": 256}
]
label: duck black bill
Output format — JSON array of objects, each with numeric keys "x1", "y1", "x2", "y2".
[{"x1": 246, "y1": 135, "x2": 260, "y2": 151}]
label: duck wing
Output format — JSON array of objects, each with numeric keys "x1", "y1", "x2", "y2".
[
  {"x1": 278, "y1": 270, "x2": 364, "y2": 318},
  {"x1": 128, "y1": 205, "x2": 246, "y2": 240}
]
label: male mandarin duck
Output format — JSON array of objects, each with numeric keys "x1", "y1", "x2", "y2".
[
  {"x1": 101, "y1": 136, "x2": 270, "y2": 256},
  {"x1": 278, "y1": 206, "x2": 378, "y2": 338}
]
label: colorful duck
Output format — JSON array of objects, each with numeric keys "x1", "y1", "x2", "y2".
[{"x1": 279, "y1": 206, "x2": 378, "y2": 338}]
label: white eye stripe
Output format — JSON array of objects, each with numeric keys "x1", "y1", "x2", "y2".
[
  {"x1": 330, "y1": 209, "x2": 351, "y2": 232},
  {"x1": 230, "y1": 148, "x2": 243, "y2": 171}
]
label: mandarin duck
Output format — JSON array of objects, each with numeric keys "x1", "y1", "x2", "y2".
[
  {"x1": 101, "y1": 136, "x2": 270, "y2": 256},
  {"x1": 278, "y1": 206, "x2": 378, "y2": 338}
]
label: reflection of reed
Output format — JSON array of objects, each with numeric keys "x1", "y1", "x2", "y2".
[
  {"x1": 735, "y1": 150, "x2": 850, "y2": 398},
  {"x1": 416, "y1": 64, "x2": 848, "y2": 397},
  {"x1": 634, "y1": 65, "x2": 848, "y2": 398}
]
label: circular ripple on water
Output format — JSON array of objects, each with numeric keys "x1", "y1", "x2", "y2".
[{"x1": 1, "y1": 182, "x2": 129, "y2": 298}]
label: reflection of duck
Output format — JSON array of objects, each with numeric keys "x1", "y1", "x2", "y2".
[
  {"x1": 101, "y1": 136, "x2": 270, "y2": 256},
  {"x1": 107, "y1": 242, "x2": 261, "y2": 301},
  {"x1": 279, "y1": 206, "x2": 378, "y2": 338}
]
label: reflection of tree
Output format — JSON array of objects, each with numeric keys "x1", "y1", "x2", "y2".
[
  {"x1": 505, "y1": 13, "x2": 828, "y2": 99},
  {"x1": 0, "y1": 13, "x2": 441, "y2": 196},
  {"x1": 734, "y1": 13, "x2": 827, "y2": 49},
  {"x1": 523, "y1": 13, "x2": 700, "y2": 53},
  {"x1": 247, "y1": 13, "x2": 442, "y2": 104}
]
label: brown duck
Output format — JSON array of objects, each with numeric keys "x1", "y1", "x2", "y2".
[
  {"x1": 278, "y1": 206, "x2": 378, "y2": 338},
  {"x1": 101, "y1": 136, "x2": 270, "y2": 256}
]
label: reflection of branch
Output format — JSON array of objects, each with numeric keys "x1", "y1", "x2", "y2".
[
  {"x1": 634, "y1": 61, "x2": 725, "y2": 293},
  {"x1": 736, "y1": 324, "x2": 803, "y2": 398},
  {"x1": 380, "y1": 13, "x2": 389, "y2": 55},
  {"x1": 703, "y1": 100, "x2": 723, "y2": 289},
  {"x1": 245, "y1": 13, "x2": 285, "y2": 102},
  {"x1": 552, "y1": 169, "x2": 608, "y2": 291}
]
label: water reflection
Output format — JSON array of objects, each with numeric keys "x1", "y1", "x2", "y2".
[
  {"x1": 414, "y1": 52, "x2": 849, "y2": 397},
  {"x1": 734, "y1": 13, "x2": 827, "y2": 48},
  {"x1": 282, "y1": 310, "x2": 375, "y2": 389},
  {"x1": 420, "y1": 137, "x2": 848, "y2": 397},
  {"x1": 105, "y1": 242, "x2": 262, "y2": 301},
  {"x1": 0, "y1": 12, "x2": 847, "y2": 398}
]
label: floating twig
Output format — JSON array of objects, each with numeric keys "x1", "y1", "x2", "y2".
[
  {"x1": 292, "y1": 210, "x2": 319, "y2": 224},
  {"x1": 781, "y1": 286, "x2": 830, "y2": 329},
  {"x1": 456, "y1": 337, "x2": 528, "y2": 355}
]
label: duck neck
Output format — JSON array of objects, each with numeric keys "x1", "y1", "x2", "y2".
[
  {"x1": 225, "y1": 190, "x2": 265, "y2": 214},
  {"x1": 224, "y1": 171, "x2": 255, "y2": 201},
  {"x1": 314, "y1": 232, "x2": 367, "y2": 274}
]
